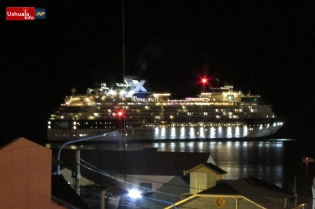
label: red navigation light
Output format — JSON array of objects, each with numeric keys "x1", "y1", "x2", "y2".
[
  {"x1": 117, "y1": 110, "x2": 124, "y2": 117},
  {"x1": 200, "y1": 77, "x2": 209, "y2": 84}
]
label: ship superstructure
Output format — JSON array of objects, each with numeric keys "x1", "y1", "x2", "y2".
[{"x1": 47, "y1": 76, "x2": 283, "y2": 142}]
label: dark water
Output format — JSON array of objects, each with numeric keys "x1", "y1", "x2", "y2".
[{"x1": 47, "y1": 138, "x2": 315, "y2": 202}]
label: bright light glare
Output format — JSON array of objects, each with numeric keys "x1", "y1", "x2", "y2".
[
  {"x1": 120, "y1": 90, "x2": 126, "y2": 95},
  {"x1": 129, "y1": 190, "x2": 142, "y2": 199},
  {"x1": 118, "y1": 111, "x2": 123, "y2": 116},
  {"x1": 109, "y1": 89, "x2": 116, "y2": 95}
]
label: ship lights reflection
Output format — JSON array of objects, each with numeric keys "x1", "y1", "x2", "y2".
[
  {"x1": 234, "y1": 141, "x2": 240, "y2": 147},
  {"x1": 209, "y1": 141, "x2": 215, "y2": 149},
  {"x1": 170, "y1": 143, "x2": 176, "y2": 151},
  {"x1": 187, "y1": 142, "x2": 194, "y2": 152},
  {"x1": 179, "y1": 142, "x2": 185, "y2": 149},
  {"x1": 198, "y1": 143, "x2": 204, "y2": 151},
  {"x1": 150, "y1": 140, "x2": 284, "y2": 186},
  {"x1": 226, "y1": 141, "x2": 232, "y2": 148}
]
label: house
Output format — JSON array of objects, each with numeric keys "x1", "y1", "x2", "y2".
[
  {"x1": 165, "y1": 177, "x2": 301, "y2": 209},
  {"x1": 0, "y1": 137, "x2": 90, "y2": 209},
  {"x1": 183, "y1": 163, "x2": 227, "y2": 194},
  {"x1": 56, "y1": 147, "x2": 215, "y2": 208},
  {"x1": 140, "y1": 162, "x2": 226, "y2": 209}
]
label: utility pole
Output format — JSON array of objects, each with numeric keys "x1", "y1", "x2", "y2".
[
  {"x1": 101, "y1": 187, "x2": 106, "y2": 209},
  {"x1": 75, "y1": 150, "x2": 81, "y2": 195}
]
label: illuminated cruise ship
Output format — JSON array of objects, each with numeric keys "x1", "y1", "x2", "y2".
[{"x1": 47, "y1": 76, "x2": 284, "y2": 142}]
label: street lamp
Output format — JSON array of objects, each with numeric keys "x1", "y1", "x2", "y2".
[
  {"x1": 57, "y1": 133, "x2": 108, "y2": 175},
  {"x1": 128, "y1": 190, "x2": 177, "y2": 209}
]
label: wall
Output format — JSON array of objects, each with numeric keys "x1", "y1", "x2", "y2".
[
  {"x1": 190, "y1": 171, "x2": 216, "y2": 194},
  {"x1": 0, "y1": 138, "x2": 64, "y2": 209}
]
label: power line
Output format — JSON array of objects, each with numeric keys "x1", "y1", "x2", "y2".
[
  {"x1": 80, "y1": 159, "x2": 180, "y2": 198},
  {"x1": 63, "y1": 158, "x2": 308, "y2": 208}
]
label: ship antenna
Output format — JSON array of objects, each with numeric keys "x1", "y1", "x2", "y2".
[
  {"x1": 122, "y1": 0, "x2": 125, "y2": 82},
  {"x1": 204, "y1": 53, "x2": 208, "y2": 78},
  {"x1": 121, "y1": 2, "x2": 127, "y2": 209}
]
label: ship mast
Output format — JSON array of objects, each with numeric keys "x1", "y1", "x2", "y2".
[
  {"x1": 204, "y1": 53, "x2": 208, "y2": 78},
  {"x1": 122, "y1": 0, "x2": 125, "y2": 82},
  {"x1": 121, "y1": 2, "x2": 127, "y2": 209}
]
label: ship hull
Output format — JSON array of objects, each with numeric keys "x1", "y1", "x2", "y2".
[{"x1": 47, "y1": 124, "x2": 282, "y2": 142}]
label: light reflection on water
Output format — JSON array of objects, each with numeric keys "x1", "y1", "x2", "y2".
[{"x1": 151, "y1": 140, "x2": 285, "y2": 187}]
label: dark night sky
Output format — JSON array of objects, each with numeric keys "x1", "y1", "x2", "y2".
[{"x1": 1, "y1": 1, "x2": 315, "y2": 145}]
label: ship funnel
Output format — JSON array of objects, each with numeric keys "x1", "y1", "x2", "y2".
[{"x1": 71, "y1": 88, "x2": 76, "y2": 96}]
